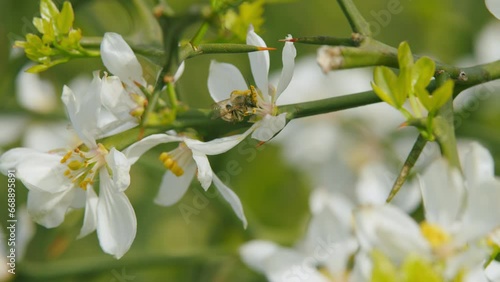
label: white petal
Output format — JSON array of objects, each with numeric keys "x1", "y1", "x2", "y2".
[
  {"x1": 61, "y1": 73, "x2": 101, "y2": 147},
  {"x1": 240, "y1": 240, "x2": 280, "y2": 273},
  {"x1": 354, "y1": 205, "x2": 430, "y2": 263},
  {"x1": 27, "y1": 188, "x2": 76, "y2": 228},
  {"x1": 463, "y1": 142, "x2": 495, "y2": 189},
  {"x1": 208, "y1": 61, "x2": 248, "y2": 102},
  {"x1": 276, "y1": 35, "x2": 296, "y2": 99},
  {"x1": 16, "y1": 65, "x2": 57, "y2": 113},
  {"x1": 123, "y1": 134, "x2": 183, "y2": 164},
  {"x1": 174, "y1": 61, "x2": 185, "y2": 82},
  {"x1": 105, "y1": 148, "x2": 131, "y2": 192},
  {"x1": 154, "y1": 161, "x2": 196, "y2": 206},
  {"x1": 240, "y1": 240, "x2": 328, "y2": 282},
  {"x1": 485, "y1": 260, "x2": 500, "y2": 282},
  {"x1": 78, "y1": 186, "x2": 98, "y2": 239},
  {"x1": 212, "y1": 174, "x2": 247, "y2": 228},
  {"x1": 101, "y1": 32, "x2": 144, "y2": 86},
  {"x1": 251, "y1": 113, "x2": 287, "y2": 141},
  {"x1": 5, "y1": 148, "x2": 74, "y2": 193},
  {"x1": 456, "y1": 179, "x2": 500, "y2": 243},
  {"x1": 191, "y1": 151, "x2": 213, "y2": 190},
  {"x1": 420, "y1": 158, "x2": 465, "y2": 230},
  {"x1": 183, "y1": 128, "x2": 253, "y2": 155},
  {"x1": 96, "y1": 170, "x2": 137, "y2": 259},
  {"x1": 247, "y1": 25, "x2": 270, "y2": 97},
  {"x1": 356, "y1": 162, "x2": 421, "y2": 213},
  {"x1": 486, "y1": 0, "x2": 500, "y2": 19}
]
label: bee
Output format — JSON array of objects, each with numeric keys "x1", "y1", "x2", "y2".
[{"x1": 212, "y1": 86, "x2": 259, "y2": 122}]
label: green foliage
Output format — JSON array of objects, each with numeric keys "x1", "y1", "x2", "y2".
[
  {"x1": 221, "y1": 0, "x2": 265, "y2": 41},
  {"x1": 14, "y1": 0, "x2": 98, "y2": 73},
  {"x1": 371, "y1": 41, "x2": 454, "y2": 141}
]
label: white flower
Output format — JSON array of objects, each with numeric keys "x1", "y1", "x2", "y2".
[
  {"x1": 353, "y1": 142, "x2": 500, "y2": 281},
  {"x1": 0, "y1": 72, "x2": 140, "y2": 259},
  {"x1": 486, "y1": 0, "x2": 500, "y2": 19},
  {"x1": 123, "y1": 130, "x2": 253, "y2": 227},
  {"x1": 240, "y1": 189, "x2": 358, "y2": 281},
  {"x1": 208, "y1": 25, "x2": 296, "y2": 142}
]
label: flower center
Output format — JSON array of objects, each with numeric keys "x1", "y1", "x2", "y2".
[
  {"x1": 60, "y1": 143, "x2": 108, "y2": 190},
  {"x1": 159, "y1": 143, "x2": 192, "y2": 177},
  {"x1": 420, "y1": 221, "x2": 451, "y2": 248}
]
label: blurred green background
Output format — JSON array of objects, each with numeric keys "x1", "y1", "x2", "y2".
[{"x1": 1, "y1": 0, "x2": 500, "y2": 281}]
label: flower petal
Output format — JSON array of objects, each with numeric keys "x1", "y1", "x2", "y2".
[
  {"x1": 251, "y1": 113, "x2": 287, "y2": 142},
  {"x1": 61, "y1": 72, "x2": 101, "y2": 147},
  {"x1": 208, "y1": 60, "x2": 248, "y2": 102},
  {"x1": 275, "y1": 34, "x2": 296, "y2": 99},
  {"x1": 191, "y1": 151, "x2": 213, "y2": 190},
  {"x1": 420, "y1": 158, "x2": 465, "y2": 230},
  {"x1": 486, "y1": 0, "x2": 500, "y2": 19},
  {"x1": 154, "y1": 161, "x2": 196, "y2": 206},
  {"x1": 456, "y1": 179, "x2": 500, "y2": 243},
  {"x1": 247, "y1": 25, "x2": 270, "y2": 97},
  {"x1": 354, "y1": 204, "x2": 430, "y2": 263},
  {"x1": 174, "y1": 61, "x2": 185, "y2": 82},
  {"x1": 3, "y1": 148, "x2": 74, "y2": 193},
  {"x1": 183, "y1": 127, "x2": 254, "y2": 155},
  {"x1": 96, "y1": 170, "x2": 137, "y2": 259},
  {"x1": 105, "y1": 148, "x2": 131, "y2": 192},
  {"x1": 78, "y1": 186, "x2": 98, "y2": 239},
  {"x1": 100, "y1": 32, "x2": 144, "y2": 86},
  {"x1": 27, "y1": 188, "x2": 76, "y2": 228},
  {"x1": 212, "y1": 174, "x2": 247, "y2": 228},
  {"x1": 240, "y1": 240, "x2": 280, "y2": 273},
  {"x1": 463, "y1": 142, "x2": 495, "y2": 189},
  {"x1": 123, "y1": 134, "x2": 183, "y2": 164}
]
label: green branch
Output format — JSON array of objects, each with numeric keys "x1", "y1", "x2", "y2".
[{"x1": 336, "y1": 0, "x2": 371, "y2": 36}]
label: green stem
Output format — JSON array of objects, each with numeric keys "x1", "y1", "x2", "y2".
[
  {"x1": 386, "y1": 134, "x2": 427, "y2": 202},
  {"x1": 298, "y1": 37, "x2": 500, "y2": 87},
  {"x1": 80, "y1": 37, "x2": 165, "y2": 61},
  {"x1": 190, "y1": 21, "x2": 210, "y2": 47},
  {"x1": 166, "y1": 81, "x2": 178, "y2": 110},
  {"x1": 280, "y1": 90, "x2": 381, "y2": 120},
  {"x1": 180, "y1": 43, "x2": 273, "y2": 61},
  {"x1": 433, "y1": 73, "x2": 461, "y2": 171},
  {"x1": 336, "y1": 0, "x2": 372, "y2": 36},
  {"x1": 290, "y1": 36, "x2": 360, "y2": 46}
]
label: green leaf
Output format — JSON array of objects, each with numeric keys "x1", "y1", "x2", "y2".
[
  {"x1": 372, "y1": 66, "x2": 403, "y2": 108},
  {"x1": 413, "y1": 57, "x2": 435, "y2": 89},
  {"x1": 40, "y1": 0, "x2": 60, "y2": 20},
  {"x1": 398, "y1": 42, "x2": 414, "y2": 93},
  {"x1": 26, "y1": 64, "x2": 50, "y2": 73},
  {"x1": 223, "y1": 0, "x2": 265, "y2": 41},
  {"x1": 430, "y1": 79, "x2": 454, "y2": 111},
  {"x1": 55, "y1": 1, "x2": 74, "y2": 35},
  {"x1": 32, "y1": 17, "x2": 45, "y2": 34},
  {"x1": 415, "y1": 86, "x2": 432, "y2": 111}
]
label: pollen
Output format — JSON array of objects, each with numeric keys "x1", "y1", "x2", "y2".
[
  {"x1": 67, "y1": 160, "x2": 84, "y2": 170},
  {"x1": 159, "y1": 152, "x2": 184, "y2": 177},
  {"x1": 420, "y1": 221, "x2": 451, "y2": 248}
]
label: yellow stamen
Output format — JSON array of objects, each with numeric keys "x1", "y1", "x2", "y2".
[
  {"x1": 67, "y1": 160, "x2": 84, "y2": 171},
  {"x1": 60, "y1": 151, "x2": 72, "y2": 163},
  {"x1": 420, "y1": 221, "x2": 451, "y2": 248}
]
